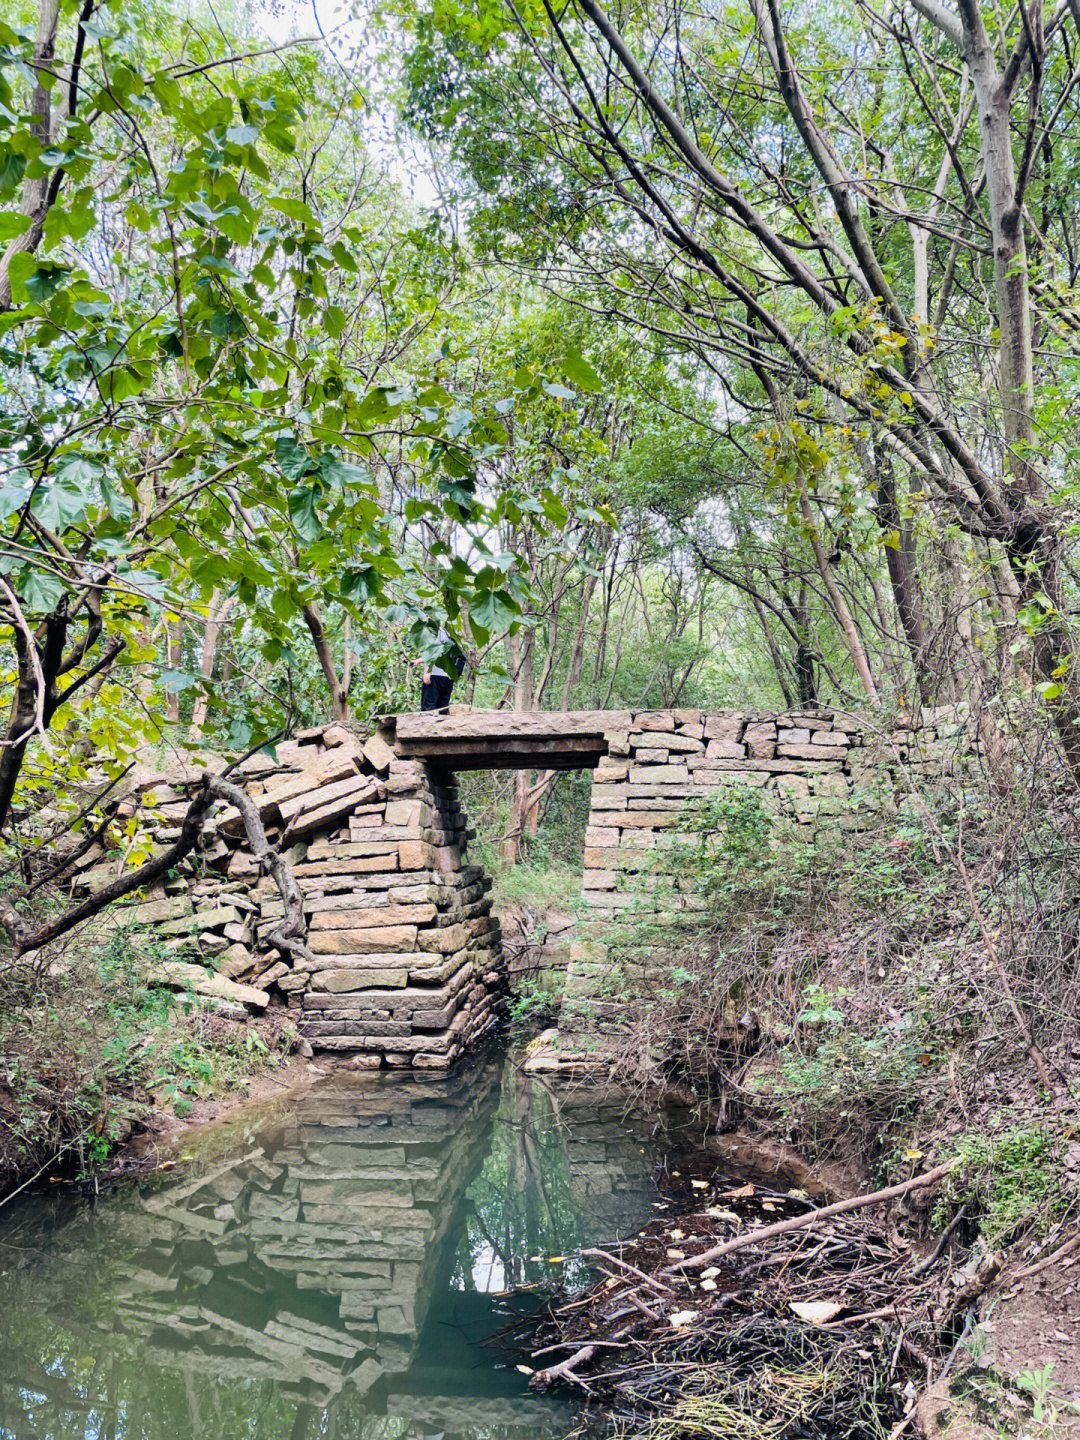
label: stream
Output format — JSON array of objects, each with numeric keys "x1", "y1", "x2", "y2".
[{"x1": 0, "y1": 1050, "x2": 719, "y2": 1440}]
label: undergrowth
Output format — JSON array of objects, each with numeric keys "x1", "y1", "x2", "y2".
[
  {"x1": 934, "y1": 1126, "x2": 1066, "y2": 1246},
  {"x1": 561, "y1": 774, "x2": 1079, "y2": 1209},
  {"x1": 0, "y1": 922, "x2": 293, "y2": 1194}
]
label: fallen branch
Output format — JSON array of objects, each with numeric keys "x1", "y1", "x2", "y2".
[
  {"x1": 582, "y1": 1247, "x2": 676, "y2": 1295},
  {"x1": 664, "y1": 1160, "x2": 959, "y2": 1275},
  {"x1": 529, "y1": 1342, "x2": 599, "y2": 1390},
  {"x1": 205, "y1": 775, "x2": 312, "y2": 966},
  {"x1": 1015, "y1": 1226, "x2": 1080, "y2": 1279}
]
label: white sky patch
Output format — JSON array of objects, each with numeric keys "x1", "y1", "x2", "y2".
[{"x1": 243, "y1": 0, "x2": 440, "y2": 206}]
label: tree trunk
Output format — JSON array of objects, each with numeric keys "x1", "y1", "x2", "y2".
[
  {"x1": 876, "y1": 456, "x2": 932, "y2": 699},
  {"x1": 301, "y1": 601, "x2": 349, "y2": 722},
  {"x1": 0, "y1": 0, "x2": 60, "y2": 311},
  {"x1": 165, "y1": 620, "x2": 183, "y2": 723},
  {"x1": 502, "y1": 627, "x2": 535, "y2": 863},
  {"x1": 189, "y1": 592, "x2": 236, "y2": 738},
  {"x1": 793, "y1": 583, "x2": 817, "y2": 707},
  {"x1": 798, "y1": 480, "x2": 880, "y2": 704}
]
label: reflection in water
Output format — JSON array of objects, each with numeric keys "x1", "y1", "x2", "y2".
[{"x1": 0, "y1": 1053, "x2": 695, "y2": 1440}]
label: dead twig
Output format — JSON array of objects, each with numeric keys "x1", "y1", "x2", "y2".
[{"x1": 665, "y1": 1160, "x2": 959, "y2": 1274}]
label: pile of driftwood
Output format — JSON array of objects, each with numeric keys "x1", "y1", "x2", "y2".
[{"x1": 509, "y1": 1160, "x2": 992, "y2": 1440}]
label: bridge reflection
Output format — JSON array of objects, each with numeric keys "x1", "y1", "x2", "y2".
[{"x1": 0, "y1": 1057, "x2": 685, "y2": 1439}]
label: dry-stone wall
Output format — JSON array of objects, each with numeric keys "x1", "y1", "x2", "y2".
[
  {"x1": 73, "y1": 724, "x2": 502, "y2": 1067},
  {"x1": 562, "y1": 705, "x2": 972, "y2": 1028},
  {"x1": 65, "y1": 706, "x2": 970, "y2": 1068}
]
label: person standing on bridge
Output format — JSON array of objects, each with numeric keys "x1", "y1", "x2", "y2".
[{"x1": 419, "y1": 627, "x2": 465, "y2": 712}]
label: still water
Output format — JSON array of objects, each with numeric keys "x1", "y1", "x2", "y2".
[{"x1": 0, "y1": 1052, "x2": 702, "y2": 1440}]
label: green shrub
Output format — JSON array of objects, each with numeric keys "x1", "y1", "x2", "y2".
[{"x1": 936, "y1": 1127, "x2": 1064, "y2": 1245}]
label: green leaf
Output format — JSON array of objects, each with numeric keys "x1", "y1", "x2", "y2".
[
  {"x1": 161, "y1": 669, "x2": 200, "y2": 692},
  {"x1": 18, "y1": 566, "x2": 64, "y2": 614},
  {"x1": 562, "y1": 347, "x2": 601, "y2": 392},
  {"x1": 288, "y1": 486, "x2": 324, "y2": 542},
  {"x1": 1036, "y1": 681, "x2": 1064, "y2": 701},
  {"x1": 324, "y1": 304, "x2": 347, "y2": 338},
  {"x1": 275, "y1": 435, "x2": 315, "y2": 480},
  {"x1": 0, "y1": 210, "x2": 32, "y2": 241},
  {"x1": 0, "y1": 153, "x2": 26, "y2": 197},
  {"x1": 470, "y1": 588, "x2": 519, "y2": 637}
]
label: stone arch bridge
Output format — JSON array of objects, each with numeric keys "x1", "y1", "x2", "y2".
[{"x1": 104, "y1": 707, "x2": 963, "y2": 1067}]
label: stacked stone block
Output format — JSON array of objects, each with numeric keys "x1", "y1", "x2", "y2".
[
  {"x1": 579, "y1": 708, "x2": 862, "y2": 918},
  {"x1": 58, "y1": 705, "x2": 972, "y2": 1070},
  {"x1": 283, "y1": 755, "x2": 503, "y2": 1065},
  {"x1": 564, "y1": 708, "x2": 888, "y2": 1029},
  {"x1": 65, "y1": 725, "x2": 502, "y2": 1067}
]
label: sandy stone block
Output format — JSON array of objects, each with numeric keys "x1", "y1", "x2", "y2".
[
  {"x1": 813, "y1": 771, "x2": 850, "y2": 796},
  {"x1": 653, "y1": 732, "x2": 705, "y2": 753},
  {"x1": 744, "y1": 721, "x2": 777, "y2": 742},
  {"x1": 309, "y1": 925, "x2": 418, "y2": 954},
  {"x1": 704, "y1": 715, "x2": 743, "y2": 741},
  {"x1": 417, "y1": 922, "x2": 468, "y2": 953},
  {"x1": 411, "y1": 953, "x2": 470, "y2": 984},
  {"x1": 776, "y1": 743, "x2": 840, "y2": 759},
  {"x1": 309, "y1": 903, "x2": 436, "y2": 930},
  {"x1": 398, "y1": 840, "x2": 431, "y2": 870},
  {"x1": 627, "y1": 765, "x2": 690, "y2": 784},
  {"x1": 307, "y1": 840, "x2": 399, "y2": 861},
  {"x1": 412, "y1": 999, "x2": 459, "y2": 1029},
  {"x1": 811, "y1": 730, "x2": 849, "y2": 746},
  {"x1": 747, "y1": 739, "x2": 777, "y2": 759},
  {"x1": 363, "y1": 730, "x2": 395, "y2": 773},
  {"x1": 432, "y1": 845, "x2": 462, "y2": 874},
  {"x1": 127, "y1": 895, "x2": 194, "y2": 924},
  {"x1": 582, "y1": 869, "x2": 617, "y2": 889},
  {"x1": 773, "y1": 773, "x2": 811, "y2": 798},
  {"x1": 582, "y1": 890, "x2": 636, "y2": 909},
  {"x1": 606, "y1": 731, "x2": 630, "y2": 756},
  {"x1": 310, "y1": 969, "x2": 408, "y2": 992},
  {"x1": 631, "y1": 712, "x2": 675, "y2": 732},
  {"x1": 596, "y1": 758, "x2": 629, "y2": 779},
  {"x1": 293, "y1": 855, "x2": 397, "y2": 880},
  {"x1": 706, "y1": 739, "x2": 746, "y2": 759},
  {"x1": 568, "y1": 940, "x2": 606, "y2": 963},
  {"x1": 619, "y1": 810, "x2": 679, "y2": 828},
  {"x1": 589, "y1": 785, "x2": 627, "y2": 809},
  {"x1": 345, "y1": 826, "x2": 419, "y2": 843},
  {"x1": 585, "y1": 826, "x2": 619, "y2": 846},
  {"x1": 634, "y1": 747, "x2": 669, "y2": 764},
  {"x1": 159, "y1": 905, "x2": 241, "y2": 937},
  {"x1": 384, "y1": 799, "x2": 432, "y2": 827},
  {"x1": 278, "y1": 773, "x2": 374, "y2": 825}
]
